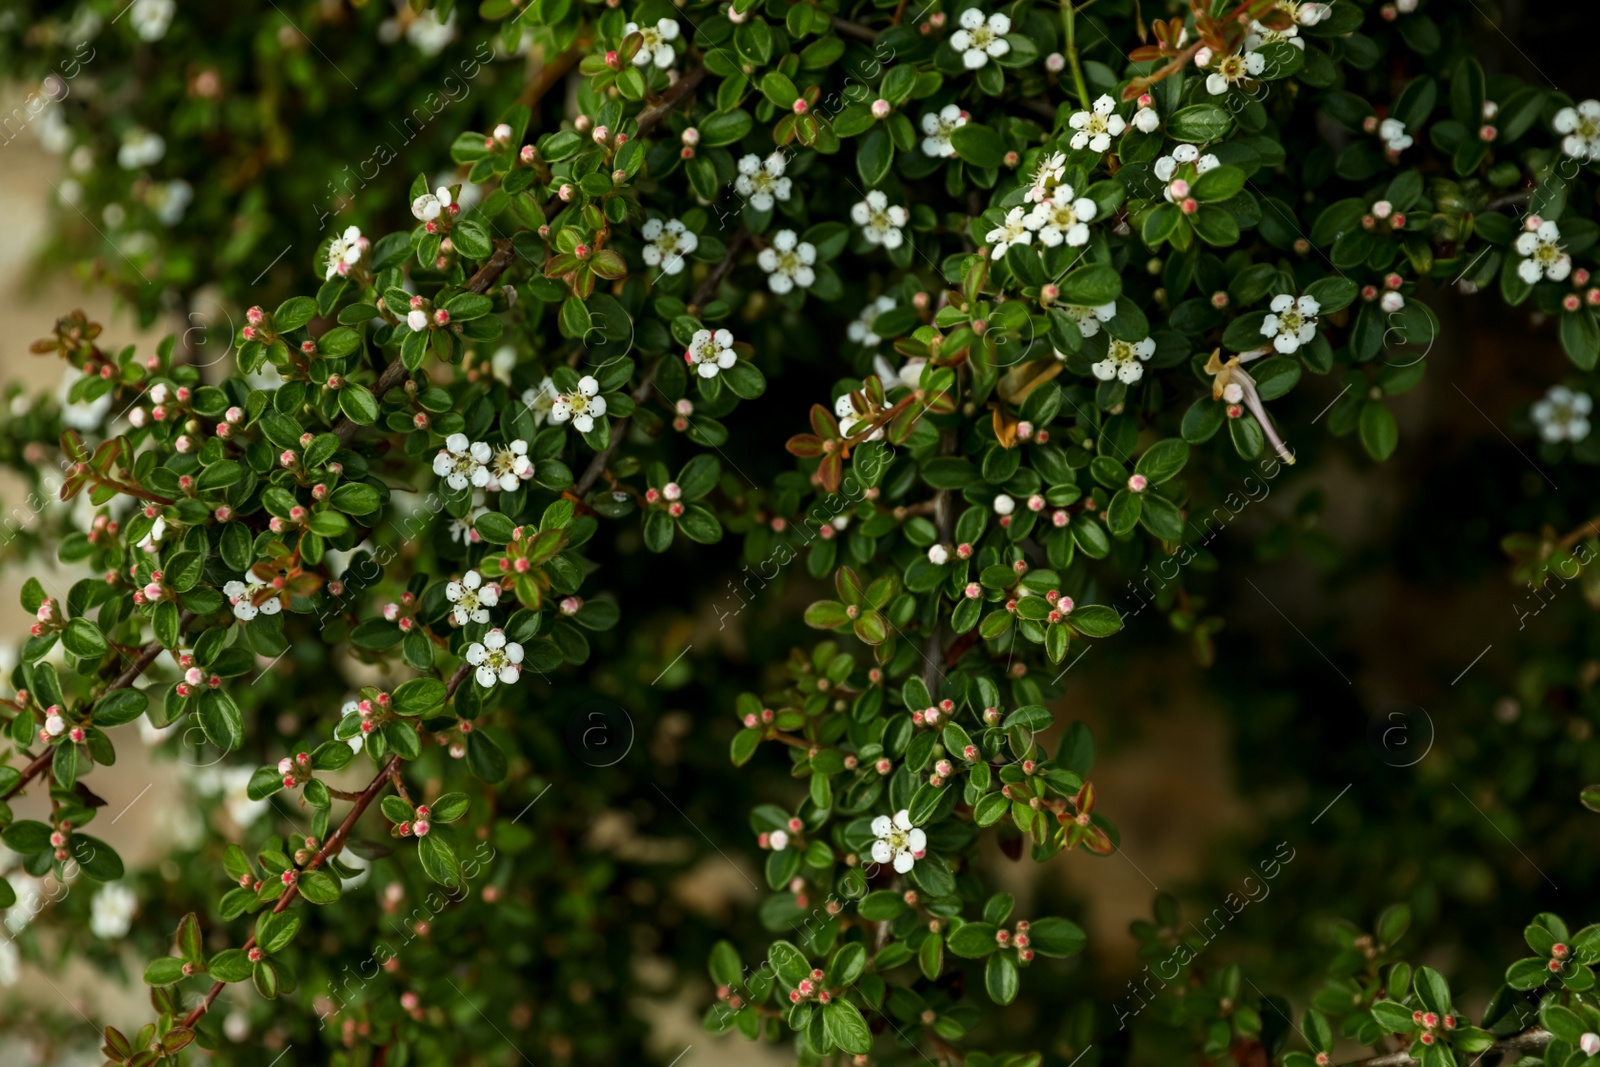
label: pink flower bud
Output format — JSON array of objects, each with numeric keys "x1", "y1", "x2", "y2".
[{"x1": 871, "y1": 99, "x2": 891, "y2": 119}]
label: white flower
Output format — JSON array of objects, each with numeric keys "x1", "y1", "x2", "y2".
[
  {"x1": 1154, "y1": 144, "x2": 1221, "y2": 199},
  {"x1": 137, "y1": 516, "x2": 166, "y2": 553},
  {"x1": 1379, "y1": 117, "x2": 1412, "y2": 153},
  {"x1": 950, "y1": 9, "x2": 1011, "y2": 70},
  {"x1": 835, "y1": 391, "x2": 884, "y2": 440},
  {"x1": 405, "y1": 9, "x2": 457, "y2": 55},
  {"x1": 1024, "y1": 190, "x2": 1097, "y2": 248},
  {"x1": 223, "y1": 579, "x2": 282, "y2": 622},
  {"x1": 1247, "y1": 0, "x2": 1329, "y2": 48},
  {"x1": 874, "y1": 354, "x2": 927, "y2": 392},
  {"x1": 0, "y1": 939, "x2": 17, "y2": 987},
  {"x1": 850, "y1": 296, "x2": 898, "y2": 347},
  {"x1": 449, "y1": 492, "x2": 488, "y2": 545},
  {"x1": 1133, "y1": 104, "x2": 1162, "y2": 134},
  {"x1": 550, "y1": 376, "x2": 609, "y2": 433},
  {"x1": 1055, "y1": 302, "x2": 1117, "y2": 345},
  {"x1": 1532, "y1": 385, "x2": 1593, "y2": 443},
  {"x1": 850, "y1": 191, "x2": 910, "y2": 250},
  {"x1": 407, "y1": 308, "x2": 429, "y2": 332},
  {"x1": 522, "y1": 376, "x2": 559, "y2": 426},
  {"x1": 870, "y1": 809, "x2": 927, "y2": 874},
  {"x1": 1206, "y1": 48, "x2": 1265, "y2": 95},
  {"x1": 928, "y1": 544, "x2": 950, "y2": 565},
  {"x1": 985, "y1": 206, "x2": 1032, "y2": 260},
  {"x1": 1091, "y1": 336, "x2": 1157, "y2": 384},
  {"x1": 465, "y1": 628, "x2": 524, "y2": 687},
  {"x1": 153, "y1": 179, "x2": 192, "y2": 226},
  {"x1": 129, "y1": 0, "x2": 175, "y2": 42},
  {"x1": 89, "y1": 883, "x2": 138, "y2": 939},
  {"x1": 757, "y1": 230, "x2": 817, "y2": 294},
  {"x1": 486, "y1": 440, "x2": 533, "y2": 491},
  {"x1": 432, "y1": 432, "x2": 492, "y2": 490},
  {"x1": 734, "y1": 153, "x2": 792, "y2": 212},
  {"x1": 1554, "y1": 100, "x2": 1600, "y2": 162},
  {"x1": 325, "y1": 225, "x2": 365, "y2": 280},
  {"x1": 1261, "y1": 293, "x2": 1321, "y2": 354},
  {"x1": 1515, "y1": 221, "x2": 1572, "y2": 284},
  {"x1": 624, "y1": 18, "x2": 680, "y2": 69},
  {"x1": 411, "y1": 185, "x2": 453, "y2": 221},
  {"x1": 993, "y1": 493, "x2": 1015, "y2": 515},
  {"x1": 117, "y1": 128, "x2": 165, "y2": 170},
  {"x1": 446, "y1": 570, "x2": 501, "y2": 626},
  {"x1": 1068, "y1": 95, "x2": 1127, "y2": 152},
  {"x1": 1379, "y1": 290, "x2": 1405, "y2": 313},
  {"x1": 769, "y1": 830, "x2": 790, "y2": 851},
  {"x1": 642, "y1": 217, "x2": 698, "y2": 276},
  {"x1": 920, "y1": 104, "x2": 968, "y2": 157},
  {"x1": 1025, "y1": 151, "x2": 1067, "y2": 204},
  {"x1": 686, "y1": 328, "x2": 737, "y2": 379}
]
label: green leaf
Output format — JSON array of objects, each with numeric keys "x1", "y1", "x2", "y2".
[
  {"x1": 198, "y1": 690, "x2": 244, "y2": 751},
  {"x1": 297, "y1": 870, "x2": 342, "y2": 904},
  {"x1": 1027, "y1": 916, "x2": 1086, "y2": 957},
  {"x1": 1166, "y1": 103, "x2": 1233, "y2": 142},
  {"x1": 392, "y1": 677, "x2": 447, "y2": 716},
  {"x1": 985, "y1": 950, "x2": 1019, "y2": 1004},
  {"x1": 1067, "y1": 604, "x2": 1122, "y2": 637},
  {"x1": 274, "y1": 296, "x2": 317, "y2": 333},
  {"x1": 768, "y1": 940, "x2": 812, "y2": 987},
  {"x1": 92, "y1": 688, "x2": 148, "y2": 727},
  {"x1": 949, "y1": 123, "x2": 1005, "y2": 169},
  {"x1": 62, "y1": 618, "x2": 108, "y2": 659},
  {"x1": 339, "y1": 384, "x2": 380, "y2": 426},
  {"x1": 947, "y1": 921, "x2": 999, "y2": 958},
  {"x1": 1358, "y1": 402, "x2": 1398, "y2": 461},
  {"x1": 417, "y1": 832, "x2": 461, "y2": 887},
  {"x1": 144, "y1": 957, "x2": 188, "y2": 987},
  {"x1": 823, "y1": 1001, "x2": 872, "y2": 1055}
]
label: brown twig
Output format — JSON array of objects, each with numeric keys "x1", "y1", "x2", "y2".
[
  {"x1": 687, "y1": 231, "x2": 748, "y2": 315},
  {"x1": 4, "y1": 614, "x2": 194, "y2": 802},
  {"x1": 635, "y1": 64, "x2": 706, "y2": 137},
  {"x1": 830, "y1": 16, "x2": 879, "y2": 41},
  {"x1": 332, "y1": 238, "x2": 519, "y2": 447},
  {"x1": 518, "y1": 42, "x2": 586, "y2": 109},
  {"x1": 180, "y1": 663, "x2": 472, "y2": 1031}
]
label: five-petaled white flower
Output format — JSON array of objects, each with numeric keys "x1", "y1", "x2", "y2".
[
  {"x1": 411, "y1": 186, "x2": 453, "y2": 221},
  {"x1": 642, "y1": 217, "x2": 698, "y2": 276},
  {"x1": 1055, "y1": 302, "x2": 1117, "y2": 347},
  {"x1": 850, "y1": 296, "x2": 898, "y2": 347},
  {"x1": 734, "y1": 153, "x2": 792, "y2": 212},
  {"x1": 1092, "y1": 336, "x2": 1157, "y2": 384},
  {"x1": 1025, "y1": 190, "x2": 1097, "y2": 247},
  {"x1": 758, "y1": 230, "x2": 817, "y2": 294},
  {"x1": 1532, "y1": 385, "x2": 1593, "y2": 443},
  {"x1": 485, "y1": 440, "x2": 533, "y2": 491},
  {"x1": 870, "y1": 809, "x2": 927, "y2": 874},
  {"x1": 985, "y1": 206, "x2": 1032, "y2": 260},
  {"x1": 686, "y1": 328, "x2": 737, "y2": 379},
  {"x1": 1025, "y1": 151, "x2": 1067, "y2": 204},
  {"x1": 224, "y1": 579, "x2": 282, "y2": 622},
  {"x1": 851, "y1": 191, "x2": 910, "y2": 250},
  {"x1": 325, "y1": 225, "x2": 366, "y2": 280},
  {"x1": 551, "y1": 376, "x2": 609, "y2": 433},
  {"x1": 466, "y1": 628, "x2": 524, "y2": 688},
  {"x1": 446, "y1": 570, "x2": 501, "y2": 626},
  {"x1": 522, "y1": 377, "x2": 558, "y2": 426},
  {"x1": 1261, "y1": 293, "x2": 1321, "y2": 354},
  {"x1": 875, "y1": 354, "x2": 927, "y2": 392},
  {"x1": 1554, "y1": 100, "x2": 1600, "y2": 162},
  {"x1": 1247, "y1": 0, "x2": 1330, "y2": 49},
  {"x1": 920, "y1": 104, "x2": 969, "y2": 158},
  {"x1": 1206, "y1": 48, "x2": 1265, "y2": 95},
  {"x1": 624, "y1": 18, "x2": 680, "y2": 68},
  {"x1": 1516, "y1": 221, "x2": 1572, "y2": 284},
  {"x1": 1379, "y1": 118, "x2": 1412, "y2": 154},
  {"x1": 951, "y1": 9, "x2": 1011, "y2": 69},
  {"x1": 1068, "y1": 95, "x2": 1127, "y2": 153},
  {"x1": 433, "y1": 433, "x2": 491, "y2": 490}
]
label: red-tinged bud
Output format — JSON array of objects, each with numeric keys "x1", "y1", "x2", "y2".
[
  {"x1": 792, "y1": 99, "x2": 808, "y2": 114},
  {"x1": 247, "y1": 306, "x2": 265, "y2": 325},
  {"x1": 1554, "y1": 943, "x2": 1571, "y2": 959},
  {"x1": 281, "y1": 870, "x2": 297, "y2": 885},
  {"x1": 398, "y1": 821, "x2": 412, "y2": 836},
  {"x1": 1419, "y1": 1033, "x2": 1434, "y2": 1046},
  {"x1": 249, "y1": 947, "x2": 264, "y2": 961},
  {"x1": 433, "y1": 309, "x2": 450, "y2": 326},
  {"x1": 1180, "y1": 197, "x2": 1199, "y2": 215},
  {"x1": 996, "y1": 929, "x2": 1010, "y2": 943},
  {"x1": 414, "y1": 412, "x2": 430, "y2": 429},
  {"x1": 1391, "y1": 213, "x2": 1406, "y2": 228}
]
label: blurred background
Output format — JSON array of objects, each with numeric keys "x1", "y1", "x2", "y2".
[{"x1": 1, "y1": 3, "x2": 1598, "y2": 1066}]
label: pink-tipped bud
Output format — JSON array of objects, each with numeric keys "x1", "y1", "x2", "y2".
[
  {"x1": 792, "y1": 99, "x2": 808, "y2": 115},
  {"x1": 871, "y1": 99, "x2": 891, "y2": 119}
]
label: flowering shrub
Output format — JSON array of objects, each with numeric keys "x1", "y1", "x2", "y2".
[{"x1": 4, "y1": 1, "x2": 1600, "y2": 1066}]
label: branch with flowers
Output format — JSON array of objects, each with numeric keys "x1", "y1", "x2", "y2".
[{"x1": 2, "y1": 0, "x2": 1600, "y2": 1063}]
